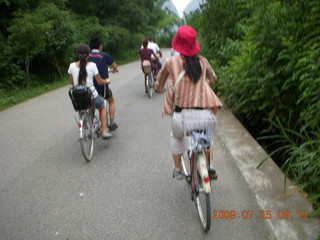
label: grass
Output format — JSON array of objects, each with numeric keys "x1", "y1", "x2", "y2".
[
  {"x1": 0, "y1": 49, "x2": 140, "y2": 112},
  {"x1": 0, "y1": 79, "x2": 69, "y2": 111},
  {"x1": 257, "y1": 116, "x2": 320, "y2": 216}
]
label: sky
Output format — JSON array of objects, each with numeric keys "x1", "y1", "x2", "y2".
[{"x1": 171, "y1": 0, "x2": 192, "y2": 18}]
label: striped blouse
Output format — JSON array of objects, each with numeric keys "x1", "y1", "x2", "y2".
[{"x1": 156, "y1": 55, "x2": 222, "y2": 116}]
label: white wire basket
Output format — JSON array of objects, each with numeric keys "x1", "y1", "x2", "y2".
[{"x1": 181, "y1": 109, "x2": 217, "y2": 151}]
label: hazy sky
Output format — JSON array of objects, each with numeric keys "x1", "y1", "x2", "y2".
[{"x1": 171, "y1": 0, "x2": 192, "y2": 18}]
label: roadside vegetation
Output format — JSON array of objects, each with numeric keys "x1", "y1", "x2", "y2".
[
  {"x1": 187, "y1": 0, "x2": 319, "y2": 215},
  {"x1": 0, "y1": 0, "x2": 181, "y2": 110}
]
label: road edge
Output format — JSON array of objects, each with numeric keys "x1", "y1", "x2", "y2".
[{"x1": 215, "y1": 107, "x2": 320, "y2": 240}]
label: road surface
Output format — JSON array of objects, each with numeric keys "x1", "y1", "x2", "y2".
[{"x1": 0, "y1": 49, "x2": 318, "y2": 240}]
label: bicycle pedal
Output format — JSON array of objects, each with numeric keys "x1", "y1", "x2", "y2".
[{"x1": 209, "y1": 172, "x2": 218, "y2": 180}]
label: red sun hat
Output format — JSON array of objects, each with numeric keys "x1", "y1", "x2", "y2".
[{"x1": 171, "y1": 25, "x2": 200, "y2": 56}]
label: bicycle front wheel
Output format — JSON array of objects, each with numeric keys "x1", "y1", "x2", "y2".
[
  {"x1": 194, "y1": 153, "x2": 211, "y2": 232},
  {"x1": 80, "y1": 111, "x2": 94, "y2": 161}
]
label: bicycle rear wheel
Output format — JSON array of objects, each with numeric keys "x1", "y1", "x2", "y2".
[
  {"x1": 80, "y1": 110, "x2": 94, "y2": 161},
  {"x1": 194, "y1": 153, "x2": 211, "y2": 232},
  {"x1": 146, "y1": 72, "x2": 154, "y2": 98}
]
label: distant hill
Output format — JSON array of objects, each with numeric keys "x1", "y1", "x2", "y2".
[
  {"x1": 162, "y1": 0, "x2": 179, "y2": 17},
  {"x1": 184, "y1": 0, "x2": 203, "y2": 15},
  {"x1": 162, "y1": 0, "x2": 203, "y2": 18}
]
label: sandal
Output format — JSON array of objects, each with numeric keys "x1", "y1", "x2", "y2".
[{"x1": 102, "y1": 132, "x2": 112, "y2": 139}]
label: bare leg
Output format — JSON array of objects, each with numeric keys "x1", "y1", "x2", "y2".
[
  {"x1": 173, "y1": 154, "x2": 182, "y2": 170},
  {"x1": 210, "y1": 145, "x2": 214, "y2": 164},
  {"x1": 99, "y1": 107, "x2": 108, "y2": 135},
  {"x1": 208, "y1": 144, "x2": 217, "y2": 179},
  {"x1": 107, "y1": 96, "x2": 115, "y2": 120}
]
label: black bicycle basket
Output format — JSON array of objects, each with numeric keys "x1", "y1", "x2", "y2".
[{"x1": 69, "y1": 85, "x2": 93, "y2": 111}]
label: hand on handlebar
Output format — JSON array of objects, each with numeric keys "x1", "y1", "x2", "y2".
[
  {"x1": 105, "y1": 78, "x2": 111, "y2": 84},
  {"x1": 154, "y1": 82, "x2": 164, "y2": 93},
  {"x1": 108, "y1": 67, "x2": 119, "y2": 73}
]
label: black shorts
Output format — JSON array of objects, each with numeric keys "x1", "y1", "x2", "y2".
[
  {"x1": 98, "y1": 86, "x2": 113, "y2": 99},
  {"x1": 153, "y1": 59, "x2": 162, "y2": 69}
]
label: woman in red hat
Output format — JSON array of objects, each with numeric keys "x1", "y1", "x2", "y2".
[{"x1": 155, "y1": 25, "x2": 222, "y2": 179}]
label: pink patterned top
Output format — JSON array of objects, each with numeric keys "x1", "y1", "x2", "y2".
[{"x1": 156, "y1": 56, "x2": 222, "y2": 116}]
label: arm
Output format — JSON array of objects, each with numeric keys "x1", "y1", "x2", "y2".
[
  {"x1": 155, "y1": 61, "x2": 169, "y2": 93},
  {"x1": 95, "y1": 74, "x2": 110, "y2": 85},
  {"x1": 157, "y1": 49, "x2": 163, "y2": 58},
  {"x1": 69, "y1": 75, "x2": 74, "y2": 86},
  {"x1": 111, "y1": 62, "x2": 119, "y2": 73},
  {"x1": 105, "y1": 53, "x2": 118, "y2": 73},
  {"x1": 203, "y1": 57, "x2": 216, "y2": 86},
  {"x1": 152, "y1": 52, "x2": 159, "y2": 61},
  {"x1": 206, "y1": 66, "x2": 217, "y2": 86}
]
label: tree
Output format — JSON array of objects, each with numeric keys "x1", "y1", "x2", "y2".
[
  {"x1": 199, "y1": 0, "x2": 251, "y2": 65},
  {"x1": 8, "y1": 10, "x2": 51, "y2": 88},
  {"x1": 36, "y1": 4, "x2": 75, "y2": 80}
]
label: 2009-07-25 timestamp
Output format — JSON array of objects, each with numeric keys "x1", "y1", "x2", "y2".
[{"x1": 212, "y1": 210, "x2": 308, "y2": 220}]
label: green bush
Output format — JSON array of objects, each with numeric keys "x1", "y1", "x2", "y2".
[{"x1": 197, "y1": 0, "x2": 320, "y2": 212}]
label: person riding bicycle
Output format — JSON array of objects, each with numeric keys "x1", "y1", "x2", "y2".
[
  {"x1": 155, "y1": 25, "x2": 222, "y2": 180},
  {"x1": 88, "y1": 36, "x2": 119, "y2": 131},
  {"x1": 146, "y1": 37, "x2": 162, "y2": 74},
  {"x1": 139, "y1": 39, "x2": 159, "y2": 93},
  {"x1": 68, "y1": 44, "x2": 112, "y2": 139}
]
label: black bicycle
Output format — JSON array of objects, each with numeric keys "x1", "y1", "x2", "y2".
[{"x1": 69, "y1": 86, "x2": 102, "y2": 161}]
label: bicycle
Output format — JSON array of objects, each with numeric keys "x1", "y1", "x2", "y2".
[
  {"x1": 69, "y1": 86, "x2": 102, "y2": 162},
  {"x1": 141, "y1": 60, "x2": 155, "y2": 98},
  {"x1": 179, "y1": 109, "x2": 217, "y2": 232}
]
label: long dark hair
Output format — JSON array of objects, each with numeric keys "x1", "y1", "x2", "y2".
[
  {"x1": 77, "y1": 44, "x2": 90, "y2": 85},
  {"x1": 184, "y1": 55, "x2": 202, "y2": 83}
]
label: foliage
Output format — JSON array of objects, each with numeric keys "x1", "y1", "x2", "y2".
[
  {"x1": 0, "y1": 0, "x2": 171, "y2": 91},
  {"x1": 258, "y1": 117, "x2": 320, "y2": 213},
  {"x1": 33, "y1": 3, "x2": 75, "y2": 80},
  {"x1": 197, "y1": 0, "x2": 320, "y2": 211},
  {"x1": 7, "y1": 9, "x2": 52, "y2": 88},
  {"x1": 65, "y1": 0, "x2": 166, "y2": 36},
  {"x1": 199, "y1": 0, "x2": 251, "y2": 65}
]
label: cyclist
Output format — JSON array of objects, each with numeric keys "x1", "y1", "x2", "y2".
[
  {"x1": 139, "y1": 39, "x2": 159, "y2": 93},
  {"x1": 89, "y1": 36, "x2": 119, "y2": 131},
  {"x1": 146, "y1": 37, "x2": 162, "y2": 77},
  {"x1": 155, "y1": 25, "x2": 222, "y2": 179},
  {"x1": 68, "y1": 44, "x2": 112, "y2": 139}
]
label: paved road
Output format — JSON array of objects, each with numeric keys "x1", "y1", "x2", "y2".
[{"x1": 0, "y1": 50, "x2": 318, "y2": 240}]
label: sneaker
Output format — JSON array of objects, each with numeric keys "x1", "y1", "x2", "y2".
[
  {"x1": 209, "y1": 164, "x2": 218, "y2": 180},
  {"x1": 172, "y1": 168, "x2": 183, "y2": 180},
  {"x1": 108, "y1": 122, "x2": 118, "y2": 131}
]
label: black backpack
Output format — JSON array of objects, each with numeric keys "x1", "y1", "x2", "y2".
[{"x1": 69, "y1": 85, "x2": 93, "y2": 110}]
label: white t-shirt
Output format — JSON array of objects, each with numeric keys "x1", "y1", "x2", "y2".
[
  {"x1": 68, "y1": 62, "x2": 99, "y2": 98},
  {"x1": 147, "y1": 42, "x2": 160, "y2": 59},
  {"x1": 171, "y1": 48, "x2": 180, "y2": 56}
]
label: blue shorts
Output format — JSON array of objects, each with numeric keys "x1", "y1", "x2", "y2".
[{"x1": 94, "y1": 95, "x2": 105, "y2": 109}]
